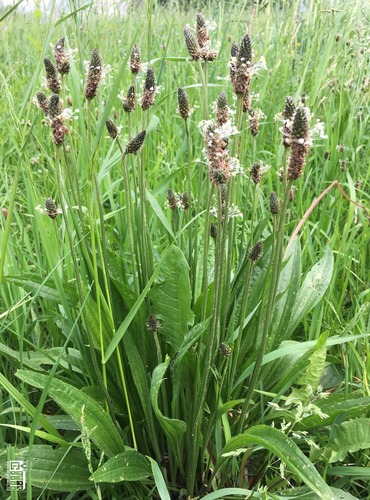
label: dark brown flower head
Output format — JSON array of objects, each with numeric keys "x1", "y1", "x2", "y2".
[
  {"x1": 269, "y1": 192, "x2": 280, "y2": 214},
  {"x1": 283, "y1": 96, "x2": 296, "y2": 120},
  {"x1": 249, "y1": 240, "x2": 263, "y2": 261},
  {"x1": 249, "y1": 108, "x2": 259, "y2": 136},
  {"x1": 210, "y1": 223, "x2": 217, "y2": 239},
  {"x1": 216, "y1": 91, "x2": 228, "y2": 126},
  {"x1": 196, "y1": 13, "x2": 209, "y2": 48},
  {"x1": 125, "y1": 130, "x2": 146, "y2": 155},
  {"x1": 106, "y1": 119, "x2": 118, "y2": 139},
  {"x1": 54, "y1": 38, "x2": 70, "y2": 75},
  {"x1": 85, "y1": 48, "x2": 102, "y2": 100},
  {"x1": 292, "y1": 106, "x2": 310, "y2": 141},
  {"x1": 122, "y1": 84, "x2": 135, "y2": 113},
  {"x1": 166, "y1": 189, "x2": 178, "y2": 210},
  {"x1": 180, "y1": 192, "x2": 189, "y2": 210},
  {"x1": 204, "y1": 122, "x2": 231, "y2": 186},
  {"x1": 45, "y1": 197, "x2": 59, "y2": 219},
  {"x1": 287, "y1": 106, "x2": 311, "y2": 181},
  {"x1": 229, "y1": 41, "x2": 239, "y2": 81},
  {"x1": 250, "y1": 161, "x2": 262, "y2": 184},
  {"x1": 242, "y1": 88, "x2": 251, "y2": 113},
  {"x1": 178, "y1": 87, "x2": 190, "y2": 120},
  {"x1": 232, "y1": 34, "x2": 253, "y2": 95},
  {"x1": 48, "y1": 94, "x2": 62, "y2": 119},
  {"x1": 184, "y1": 26, "x2": 200, "y2": 60},
  {"x1": 130, "y1": 44, "x2": 141, "y2": 74},
  {"x1": 36, "y1": 92, "x2": 49, "y2": 115},
  {"x1": 219, "y1": 341, "x2": 232, "y2": 357},
  {"x1": 238, "y1": 33, "x2": 252, "y2": 65},
  {"x1": 142, "y1": 66, "x2": 156, "y2": 111},
  {"x1": 146, "y1": 314, "x2": 160, "y2": 333},
  {"x1": 44, "y1": 58, "x2": 61, "y2": 94}
]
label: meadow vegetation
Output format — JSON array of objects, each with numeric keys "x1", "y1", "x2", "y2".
[{"x1": 0, "y1": 0, "x2": 369, "y2": 498}]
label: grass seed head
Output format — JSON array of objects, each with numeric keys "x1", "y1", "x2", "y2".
[
  {"x1": 85, "y1": 48, "x2": 102, "y2": 100},
  {"x1": 45, "y1": 198, "x2": 58, "y2": 219},
  {"x1": 238, "y1": 33, "x2": 252, "y2": 65},
  {"x1": 250, "y1": 162, "x2": 262, "y2": 184},
  {"x1": 130, "y1": 44, "x2": 141, "y2": 74},
  {"x1": 125, "y1": 130, "x2": 146, "y2": 155},
  {"x1": 216, "y1": 91, "x2": 228, "y2": 126},
  {"x1": 219, "y1": 342, "x2": 232, "y2": 357},
  {"x1": 146, "y1": 314, "x2": 160, "y2": 333},
  {"x1": 249, "y1": 108, "x2": 259, "y2": 136},
  {"x1": 287, "y1": 106, "x2": 311, "y2": 181},
  {"x1": 166, "y1": 189, "x2": 178, "y2": 210},
  {"x1": 142, "y1": 67, "x2": 156, "y2": 111},
  {"x1": 184, "y1": 26, "x2": 200, "y2": 60},
  {"x1": 196, "y1": 13, "x2": 209, "y2": 48},
  {"x1": 106, "y1": 119, "x2": 118, "y2": 139},
  {"x1": 44, "y1": 58, "x2": 61, "y2": 94},
  {"x1": 36, "y1": 92, "x2": 49, "y2": 115},
  {"x1": 283, "y1": 96, "x2": 296, "y2": 120},
  {"x1": 178, "y1": 87, "x2": 190, "y2": 119},
  {"x1": 249, "y1": 240, "x2": 263, "y2": 261},
  {"x1": 122, "y1": 84, "x2": 135, "y2": 113},
  {"x1": 269, "y1": 192, "x2": 280, "y2": 214},
  {"x1": 180, "y1": 192, "x2": 189, "y2": 210},
  {"x1": 54, "y1": 37, "x2": 70, "y2": 75}
]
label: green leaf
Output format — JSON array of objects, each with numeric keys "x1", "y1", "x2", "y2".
[
  {"x1": 149, "y1": 246, "x2": 194, "y2": 351},
  {"x1": 218, "y1": 426, "x2": 333, "y2": 499},
  {"x1": 296, "y1": 332, "x2": 328, "y2": 389},
  {"x1": 104, "y1": 244, "x2": 175, "y2": 362},
  {"x1": 90, "y1": 450, "x2": 150, "y2": 482},
  {"x1": 150, "y1": 356, "x2": 186, "y2": 471},
  {"x1": 16, "y1": 370, "x2": 124, "y2": 457},
  {"x1": 0, "y1": 446, "x2": 93, "y2": 491},
  {"x1": 297, "y1": 396, "x2": 370, "y2": 429},
  {"x1": 286, "y1": 248, "x2": 334, "y2": 337},
  {"x1": 271, "y1": 240, "x2": 301, "y2": 348},
  {"x1": 324, "y1": 418, "x2": 370, "y2": 463},
  {"x1": 147, "y1": 456, "x2": 171, "y2": 500}
]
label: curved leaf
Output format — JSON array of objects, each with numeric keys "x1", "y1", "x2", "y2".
[
  {"x1": 16, "y1": 370, "x2": 124, "y2": 457},
  {"x1": 324, "y1": 418, "x2": 370, "y2": 463},
  {"x1": 149, "y1": 246, "x2": 194, "y2": 351},
  {"x1": 286, "y1": 248, "x2": 333, "y2": 337},
  {"x1": 0, "y1": 445, "x2": 93, "y2": 492},
  {"x1": 219, "y1": 425, "x2": 333, "y2": 499},
  {"x1": 90, "y1": 450, "x2": 150, "y2": 483},
  {"x1": 151, "y1": 356, "x2": 186, "y2": 470}
]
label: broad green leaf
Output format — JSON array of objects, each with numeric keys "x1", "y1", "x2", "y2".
[
  {"x1": 90, "y1": 450, "x2": 150, "y2": 482},
  {"x1": 0, "y1": 424, "x2": 76, "y2": 447},
  {"x1": 171, "y1": 319, "x2": 210, "y2": 416},
  {"x1": 271, "y1": 240, "x2": 301, "y2": 348},
  {"x1": 274, "y1": 487, "x2": 359, "y2": 499},
  {"x1": 0, "y1": 372, "x2": 61, "y2": 439},
  {"x1": 151, "y1": 356, "x2": 186, "y2": 471},
  {"x1": 296, "y1": 332, "x2": 328, "y2": 389},
  {"x1": 16, "y1": 370, "x2": 124, "y2": 457},
  {"x1": 146, "y1": 189, "x2": 175, "y2": 238},
  {"x1": 297, "y1": 397, "x2": 370, "y2": 429},
  {"x1": 104, "y1": 244, "x2": 175, "y2": 362},
  {"x1": 324, "y1": 418, "x2": 370, "y2": 463},
  {"x1": 3, "y1": 274, "x2": 77, "y2": 304},
  {"x1": 218, "y1": 426, "x2": 333, "y2": 499},
  {"x1": 149, "y1": 246, "x2": 194, "y2": 351},
  {"x1": 234, "y1": 333, "x2": 369, "y2": 389},
  {"x1": 286, "y1": 248, "x2": 334, "y2": 337},
  {"x1": 83, "y1": 295, "x2": 114, "y2": 349},
  {"x1": 0, "y1": 445, "x2": 93, "y2": 491},
  {"x1": 147, "y1": 456, "x2": 171, "y2": 500}
]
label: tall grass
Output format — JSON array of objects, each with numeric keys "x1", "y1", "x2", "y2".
[{"x1": 0, "y1": 0, "x2": 369, "y2": 498}]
